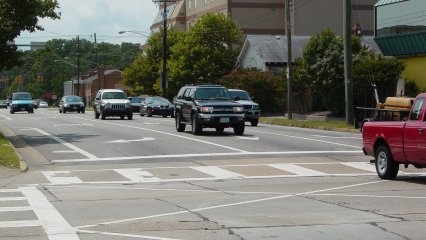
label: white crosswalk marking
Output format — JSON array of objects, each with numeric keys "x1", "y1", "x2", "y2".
[
  {"x1": 190, "y1": 166, "x2": 246, "y2": 178},
  {"x1": 340, "y1": 162, "x2": 376, "y2": 172},
  {"x1": 114, "y1": 168, "x2": 161, "y2": 182},
  {"x1": 0, "y1": 206, "x2": 32, "y2": 212},
  {"x1": 270, "y1": 164, "x2": 327, "y2": 176},
  {"x1": 43, "y1": 171, "x2": 84, "y2": 185},
  {"x1": 0, "y1": 220, "x2": 42, "y2": 228}
]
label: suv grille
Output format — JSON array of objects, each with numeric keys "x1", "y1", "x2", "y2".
[
  {"x1": 111, "y1": 103, "x2": 126, "y2": 110},
  {"x1": 243, "y1": 105, "x2": 252, "y2": 110},
  {"x1": 212, "y1": 106, "x2": 235, "y2": 114}
]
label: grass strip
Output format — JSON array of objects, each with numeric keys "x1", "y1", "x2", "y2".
[
  {"x1": 0, "y1": 133, "x2": 20, "y2": 168},
  {"x1": 259, "y1": 117, "x2": 357, "y2": 132}
]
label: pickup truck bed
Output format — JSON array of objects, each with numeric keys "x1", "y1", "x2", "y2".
[{"x1": 362, "y1": 93, "x2": 426, "y2": 179}]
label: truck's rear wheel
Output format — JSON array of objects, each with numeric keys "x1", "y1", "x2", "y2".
[{"x1": 375, "y1": 145, "x2": 399, "y2": 179}]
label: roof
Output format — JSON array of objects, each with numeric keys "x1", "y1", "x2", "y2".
[
  {"x1": 237, "y1": 35, "x2": 382, "y2": 65},
  {"x1": 375, "y1": 31, "x2": 426, "y2": 56},
  {"x1": 237, "y1": 35, "x2": 310, "y2": 65}
]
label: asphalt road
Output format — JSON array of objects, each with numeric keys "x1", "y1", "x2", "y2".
[{"x1": 0, "y1": 108, "x2": 425, "y2": 240}]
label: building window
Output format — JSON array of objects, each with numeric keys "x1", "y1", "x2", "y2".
[
  {"x1": 188, "y1": 0, "x2": 191, "y2": 10},
  {"x1": 194, "y1": 0, "x2": 197, "y2": 8},
  {"x1": 205, "y1": 0, "x2": 207, "y2": 5}
]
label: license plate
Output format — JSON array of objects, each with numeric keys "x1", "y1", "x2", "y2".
[
  {"x1": 21, "y1": 108, "x2": 26, "y2": 111},
  {"x1": 73, "y1": 107, "x2": 77, "y2": 110},
  {"x1": 220, "y1": 118, "x2": 229, "y2": 123}
]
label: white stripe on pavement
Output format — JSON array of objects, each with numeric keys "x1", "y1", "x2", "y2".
[
  {"x1": 270, "y1": 164, "x2": 327, "y2": 176},
  {"x1": 114, "y1": 169, "x2": 161, "y2": 182},
  {"x1": 21, "y1": 128, "x2": 97, "y2": 159},
  {"x1": 42, "y1": 171, "x2": 84, "y2": 185},
  {"x1": 20, "y1": 186, "x2": 79, "y2": 240},
  {"x1": 190, "y1": 166, "x2": 245, "y2": 178},
  {"x1": 0, "y1": 206, "x2": 32, "y2": 212},
  {"x1": 0, "y1": 197, "x2": 26, "y2": 201},
  {"x1": 0, "y1": 220, "x2": 42, "y2": 228},
  {"x1": 340, "y1": 162, "x2": 376, "y2": 172}
]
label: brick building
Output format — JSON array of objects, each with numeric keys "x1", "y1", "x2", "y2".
[{"x1": 151, "y1": 0, "x2": 376, "y2": 37}]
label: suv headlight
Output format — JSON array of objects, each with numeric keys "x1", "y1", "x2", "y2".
[
  {"x1": 252, "y1": 105, "x2": 259, "y2": 110},
  {"x1": 125, "y1": 102, "x2": 131, "y2": 108},
  {"x1": 198, "y1": 106, "x2": 213, "y2": 113},
  {"x1": 102, "y1": 102, "x2": 110, "y2": 108},
  {"x1": 233, "y1": 106, "x2": 244, "y2": 113}
]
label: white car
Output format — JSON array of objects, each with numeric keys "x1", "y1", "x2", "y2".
[{"x1": 39, "y1": 101, "x2": 49, "y2": 108}]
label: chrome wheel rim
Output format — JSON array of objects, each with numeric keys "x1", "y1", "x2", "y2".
[{"x1": 377, "y1": 151, "x2": 387, "y2": 174}]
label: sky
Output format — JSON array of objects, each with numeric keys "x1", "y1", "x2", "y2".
[{"x1": 15, "y1": 0, "x2": 159, "y2": 47}]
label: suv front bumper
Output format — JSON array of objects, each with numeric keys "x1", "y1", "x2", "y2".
[
  {"x1": 197, "y1": 113, "x2": 245, "y2": 127},
  {"x1": 244, "y1": 109, "x2": 260, "y2": 121}
]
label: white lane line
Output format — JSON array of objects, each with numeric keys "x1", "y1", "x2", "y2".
[
  {"x1": 20, "y1": 186, "x2": 79, "y2": 240},
  {"x1": 53, "y1": 150, "x2": 78, "y2": 154},
  {"x1": 114, "y1": 169, "x2": 161, "y2": 182},
  {"x1": 0, "y1": 197, "x2": 26, "y2": 201},
  {"x1": 0, "y1": 115, "x2": 13, "y2": 120},
  {"x1": 270, "y1": 164, "x2": 327, "y2": 176},
  {"x1": 312, "y1": 135, "x2": 362, "y2": 139},
  {"x1": 51, "y1": 150, "x2": 362, "y2": 163},
  {"x1": 77, "y1": 229, "x2": 182, "y2": 240},
  {"x1": 0, "y1": 206, "x2": 32, "y2": 212},
  {"x1": 247, "y1": 129, "x2": 360, "y2": 148},
  {"x1": 42, "y1": 171, "x2": 84, "y2": 185},
  {"x1": 341, "y1": 162, "x2": 376, "y2": 172},
  {"x1": 0, "y1": 189, "x2": 21, "y2": 193},
  {"x1": 71, "y1": 116, "x2": 248, "y2": 153},
  {"x1": 0, "y1": 220, "x2": 42, "y2": 228},
  {"x1": 308, "y1": 193, "x2": 426, "y2": 199},
  {"x1": 21, "y1": 128, "x2": 97, "y2": 159},
  {"x1": 190, "y1": 166, "x2": 245, "y2": 179},
  {"x1": 75, "y1": 180, "x2": 385, "y2": 229}
]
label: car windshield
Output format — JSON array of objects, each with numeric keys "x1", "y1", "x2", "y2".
[
  {"x1": 195, "y1": 88, "x2": 231, "y2": 100},
  {"x1": 103, "y1": 91, "x2": 126, "y2": 99},
  {"x1": 229, "y1": 90, "x2": 251, "y2": 101},
  {"x1": 147, "y1": 98, "x2": 171, "y2": 105},
  {"x1": 65, "y1": 96, "x2": 81, "y2": 102},
  {"x1": 129, "y1": 97, "x2": 144, "y2": 103},
  {"x1": 12, "y1": 93, "x2": 32, "y2": 100}
]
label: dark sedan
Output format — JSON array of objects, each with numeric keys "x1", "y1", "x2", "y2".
[
  {"x1": 128, "y1": 96, "x2": 146, "y2": 113},
  {"x1": 59, "y1": 95, "x2": 85, "y2": 113},
  {"x1": 140, "y1": 97, "x2": 174, "y2": 118}
]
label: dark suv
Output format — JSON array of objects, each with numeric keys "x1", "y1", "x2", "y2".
[
  {"x1": 94, "y1": 89, "x2": 132, "y2": 120},
  {"x1": 174, "y1": 84, "x2": 245, "y2": 135}
]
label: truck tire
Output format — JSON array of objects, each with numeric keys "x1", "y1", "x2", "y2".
[
  {"x1": 175, "y1": 113, "x2": 185, "y2": 132},
  {"x1": 233, "y1": 123, "x2": 245, "y2": 136},
  {"x1": 191, "y1": 115, "x2": 202, "y2": 135},
  {"x1": 375, "y1": 145, "x2": 399, "y2": 179}
]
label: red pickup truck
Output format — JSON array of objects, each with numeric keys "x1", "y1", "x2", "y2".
[{"x1": 362, "y1": 93, "x2": 426, "y2": 179}]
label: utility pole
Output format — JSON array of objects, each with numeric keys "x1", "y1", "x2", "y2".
[
  {"x1": 94, "y1": 33, "x2": 101, "y2": 91},
  {"x1": 77, "y1": 35, "x2": 80, "y2": 97},
  {"x1": 286, "y1": 0, "x2": 293, "y2": 120},
  {"x1": 153, "y1": 0, "x2": 177, "y2": 98},
  {"x1": 344, "y1": 0, "x2": 354, "y2": 124}
]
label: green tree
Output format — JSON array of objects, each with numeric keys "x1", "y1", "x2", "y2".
[
  {"x1": 219, "y1": 68, "x2": 286, "y2": 113},
  {"x1": 169, "y1": 13, "x2": 242, "y2": 95},
  {"x1": 0, "y1": 0, "x2": 60, "y2": 70}
]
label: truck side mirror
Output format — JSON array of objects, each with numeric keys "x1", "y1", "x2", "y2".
[{"x1": 234, "y1": 96, "x2": 240, "y2": 101}]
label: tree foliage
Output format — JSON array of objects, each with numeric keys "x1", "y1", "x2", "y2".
[
  {"x1": 294, "y1": 29, "x2": 405, "y2": 114},
  {"x1": 168, "y1": 13, "x2": 242, "y2": 95},
  {"x1": 1, "y1": 38, "x2": 140, "y2": 100},
  {"x1": 0, "y1": 0, "x2": 60, "y2": 70},
  {"x1": 219, "y1": 68, "x2": 286, "y2": 113}
]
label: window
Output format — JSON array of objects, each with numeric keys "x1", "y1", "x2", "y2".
[
  {"x1": 410, "y1": 97, "x2": 424, "y2": 121},
  {"x1": 188, "y1": 0, "x2": 191, "y2": 9}
]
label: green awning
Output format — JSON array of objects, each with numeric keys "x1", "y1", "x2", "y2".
[
  {"x1": 375, "y1": 0, "x2": 408, "y2": 7},
  {"x1": 375, "y1": 31, "x2": 426, "y2": 56}
]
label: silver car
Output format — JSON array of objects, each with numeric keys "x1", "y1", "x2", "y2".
[
  {"x1": 228, "y1": 89, "x2": 260, "y2": 126},
  {"x1": 94, "y1": 89, "x2": 132, "y2": 120}
]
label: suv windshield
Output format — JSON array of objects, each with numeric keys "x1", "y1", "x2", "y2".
[
  {"x1": 129, "y1": 97, "x2": 144, "y2": 103},
  {"x1": 102, "y1": 91, "x2": 126, "y2": 99},
  {"x1": 65, "y1": 96, "x2": 81, "y2": 102},
  {"x1": 195, "y1": 88, "x2": 231, "y2": 100},
  {"x1": 12, "y1": 93, "x2": 32, "y2": 100},
  {"x1": 229, "y1": 91, "x2": 251, "y2": 101}
]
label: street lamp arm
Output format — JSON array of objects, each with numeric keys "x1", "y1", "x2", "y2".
[
  {"x1": 54, "y1": 59, "x2": 77, "y2": 68},
  {"x1": 118, "y1": 30, "x2": 150, "y2": 38}
]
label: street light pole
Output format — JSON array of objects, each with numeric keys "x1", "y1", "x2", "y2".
[{"x1": 77, "y1": 35, "x2": 80, "y2": 97}]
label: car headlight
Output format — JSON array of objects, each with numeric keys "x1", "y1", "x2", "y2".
[
  {"x1": 125, "y1": 102, "x2": 131, "y2": 108},
  {"x1": 64, "y1": 104, "x2": 69, "y2": 107},
  {"x1": 252, "y1": 105, "x2": 259, "y2": 110},
  {"x1": 198, "y1": 106, "x2": 213, "y2": 113},
  {"x1": 102, "y1": 102, "x2": 110, "y2": 108},
  {"x1": 233, "y1": 106, "x2": 244, "y2": 113}
]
